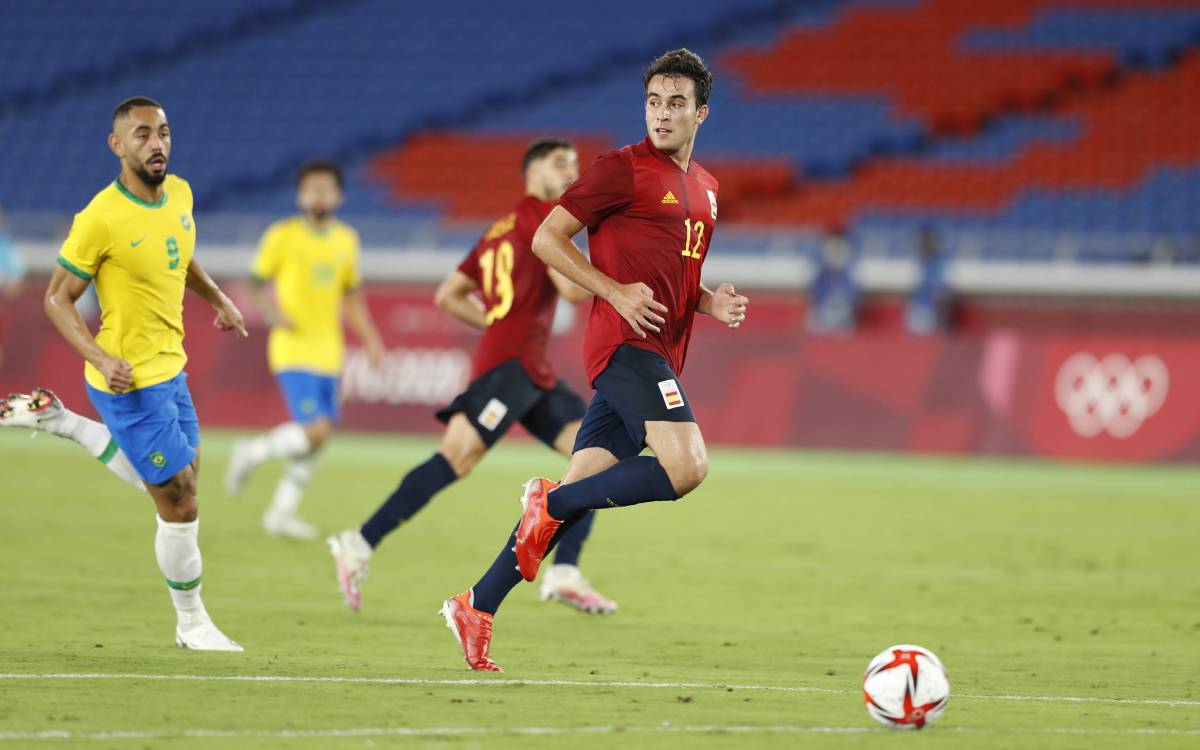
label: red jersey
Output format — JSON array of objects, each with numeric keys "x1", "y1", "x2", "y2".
[
  {"x1": 558, "y1": 136, "x2": 718, "y2": 384},
  {"x1": 457, "y1": 195, "x2": 560, "y2": 389}
]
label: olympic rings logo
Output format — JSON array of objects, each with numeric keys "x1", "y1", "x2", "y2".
[{"x1": 1054, "y1": 353, "x2": 1169, "y2": 438}]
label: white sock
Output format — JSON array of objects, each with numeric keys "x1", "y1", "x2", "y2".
[
  {"x1": 243, "y1": 422, "x2": 311, "y2": 465},
  {"x1": 155, "y1": 516, "x2": 205, "y2": 617},
  {"x1": 53, "y1": 409, "x2": 146, "y2": 492},
  {"x1": 266, "y1": 454, "x2": 316, "y2": 519}
]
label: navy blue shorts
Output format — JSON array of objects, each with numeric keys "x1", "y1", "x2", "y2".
[
  {"x1": 276, "y1": 370, "x2": 340, "y2": 425},
  {"x1": 573, "y1": 345, "x2": 695, "y2": 460},
  {"x1": 86, "y1": 371, "x2": 200, "y2": 485},
  {"x1": 435, "y1": 359, "x2": 586, "y2": 448}
]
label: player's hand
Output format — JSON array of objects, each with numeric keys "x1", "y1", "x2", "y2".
[
  {"x1": 214, "y1": 297, "x2": 248, "y2": 338},
  {"x1": 97, "y1": 355, "x2": 134, "y2": 393},
  {"x1": 711, "y1": 283, "x2": 749, "y2": 329},
  {"x1": 608, "y1": 282, "x2": 668, "y2": 338},
  {"x1": 366, "y1": 338, "x2": 385, "y2": 369}
]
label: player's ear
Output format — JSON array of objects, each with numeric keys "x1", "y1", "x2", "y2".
[
  {"x1": 695, "y1": 103, "x2": 709, "y2": 126},
  {"x1": 107, "y1": 132, "x2": 123, "y2": 159}
]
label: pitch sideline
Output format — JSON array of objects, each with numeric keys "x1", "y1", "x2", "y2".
[{"x1": 1, "y1": 672, "x2": 1198, "y2": 708}]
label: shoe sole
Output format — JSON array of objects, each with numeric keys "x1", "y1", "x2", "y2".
[
  {"x1": 439, "y1": 600, "x2": 463, "y2": 654},
  {"x1": 539, "y1": 588, "x2": 617, "y2": 615},
  {"x1": 174, "y1": 630, "x2": 245, "y2": 652},
  {"x1": 327, "y1": 536, "x2": 362, "y2": 611}
]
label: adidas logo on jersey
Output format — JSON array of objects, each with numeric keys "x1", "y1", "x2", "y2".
[{"x1": 661, "y1": 191, "x2": 679, "y2": 204}]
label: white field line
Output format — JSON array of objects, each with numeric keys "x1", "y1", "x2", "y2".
[
  {"x1": 2, "y1": 672, "x2": 1199, "y2": 708},
  {"x1": 1, "y1": 725, "x2": 1200, "y2": 742}
]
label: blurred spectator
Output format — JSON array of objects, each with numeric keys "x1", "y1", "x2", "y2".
[
  {"x1": 808, "y1": 227, "x2": 860, "y2": 333},
  {"x1": 0, "y1": 207, "x2": 26, "y2": 368},
  {"x1": 905, "y1": 226, "x2": 953, "y2": 335}
]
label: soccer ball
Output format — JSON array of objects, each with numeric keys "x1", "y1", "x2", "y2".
[{"x1": 862, "y1": 644, "x2": 950, "y2": 730}]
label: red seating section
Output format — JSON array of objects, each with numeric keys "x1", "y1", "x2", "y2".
[
  {"x1": 735, "y1": 50, "x2": 1200, "y2": 226},
  {"x1": 370, "y1": 132, "x2": 796, "y2": 221},
  {"x1": 723, "y1": 0, "x2": 1195, "y2": 133}
]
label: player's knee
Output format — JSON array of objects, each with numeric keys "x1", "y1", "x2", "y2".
[
  {"x1": 305, "y1": 419, "x2": 333, "y2": 449},
  {"x1": 665, "y1": 455, "x2": 709, "y2": 497},
  {"x1": 440, "y1": 445, "x2": 483, "y2": 478},
  {"x1": 153, "y1": 466, "x2": 199, "y2": 521}
]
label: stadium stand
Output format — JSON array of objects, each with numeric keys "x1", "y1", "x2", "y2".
[{"x1": 1, "y1": 0, "x2": 1198, "y2": 260}]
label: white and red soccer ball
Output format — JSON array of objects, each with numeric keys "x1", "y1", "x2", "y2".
[{"x1": 862, "y1": 644, "x2": 950, "y2": 729}]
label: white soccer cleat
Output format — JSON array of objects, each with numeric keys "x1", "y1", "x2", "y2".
[
  {"x1": 175, "y1": 615, "x2": 243, "y2": 652},
  {"x1": 0, "y1": 388, "x2": 65, "y2": 432},
  {"x1": 263, "y1": 511, "x2": 318, "y2": 540},
  {"x1": 327, "y1": 529, "x2": 372, "y2": 611},
  {"x1": 538, "y1": 564, "x2": 618, "y2": 615},
  {"x1": 223, "y1": 439, "x2": 258, "y2": 497}
]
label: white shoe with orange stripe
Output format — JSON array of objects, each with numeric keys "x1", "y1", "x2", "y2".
[{"x1": 538, "y1": 564, "x2": 618, "y2": 615}]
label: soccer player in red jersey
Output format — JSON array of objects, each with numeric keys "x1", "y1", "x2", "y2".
[
  {"x1": 328, "y1": 139, "x2": 618, "y2": 615},
  {"x1": 441, "y1": 49, "x2": 749, "y2": 671}
]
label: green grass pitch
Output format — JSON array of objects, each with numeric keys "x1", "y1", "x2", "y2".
[{"x1": 1, "y1": 429, "x2": 1198, "y2": 748}]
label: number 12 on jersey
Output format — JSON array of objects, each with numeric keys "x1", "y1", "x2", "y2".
[
  {"x1": 479, "y1": 241, "x2": 515, "y2": 324},
  {"x1": 682, "y1": 219, "x2": 705, "y2": 260}
]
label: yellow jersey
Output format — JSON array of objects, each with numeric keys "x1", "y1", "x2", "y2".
[
  {"x1": 251, "y1": 216, "x2": 361, "y2": 375},
  {"x1": 58, "y1": 175, "x2": 196, "y2": 394}
]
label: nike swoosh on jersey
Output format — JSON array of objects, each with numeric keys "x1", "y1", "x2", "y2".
[{"x1": 131, "y1": 237, "x2": 146, "y2": 247}]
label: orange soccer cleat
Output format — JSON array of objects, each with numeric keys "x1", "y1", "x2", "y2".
[
  {"x1": 514, "y1": 477, "x2": 562, "y2": 582},
  {"x1": 439, "y1": 590, "x2": 502, "y2": 672}
]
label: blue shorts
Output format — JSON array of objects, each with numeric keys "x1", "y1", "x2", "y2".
[
  {"x1": 573, "y1": 345, "x2": 696, "y2": 460},
  {"x1": 86, "y1": 371, "x2": 200, "y2": 485},
  {"x1": 276, "y1": 370, "x2": 340, "y2": 424}
]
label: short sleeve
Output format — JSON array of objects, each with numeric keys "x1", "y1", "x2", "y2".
[
  {"x1": 455, "y1": 241, "x2": 485, "y2": 286},
  {"x1": 58, "y1": 210, "x2": 109, "y2": 281},
  {"x1": 251, "y1": 225, "x2": 283, "y2": 281},
  {"x1": 342, "y1": 228, "x2": 363, "y2": 292},
  {"x1": 558, "y1": 150, "x2": 634, "y2": 230}
]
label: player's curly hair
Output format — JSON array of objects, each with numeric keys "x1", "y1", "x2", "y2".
[{"x1": 643, "y1": 48, "x2": 712, "y2": 106}]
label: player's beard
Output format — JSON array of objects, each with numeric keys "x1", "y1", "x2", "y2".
[
  {"x1": 308, "y1": 207, "x2": 331, "y2": 223},
  {"x1": 133, "y1": 160, "x2": 167, "y2": 187}
]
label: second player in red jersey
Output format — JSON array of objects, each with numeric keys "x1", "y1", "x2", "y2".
[
  {"x1": 456, "y1": 194, "x2": 562, "y2": 389},
  {"x1": 329, "y1": 139, "x2": 620, "y2": 617},
  {"x1": 442, "y1": 49, "x2": 750, "y2": 671}
]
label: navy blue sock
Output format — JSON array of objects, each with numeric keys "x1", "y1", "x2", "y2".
[
  {"x1": 552, "y1": 510, "x2": 594, "y2": 567},
  {"x1": 472, "y1": 514, "x2": 588, "y2": 614},
  {"x1": 360, "y1": 453, "x2": 458, "y2": 547},
  {"x1": 546, "y1": 456, "x2": 679, "y2": 520}
]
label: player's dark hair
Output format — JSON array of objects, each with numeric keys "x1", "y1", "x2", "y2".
[
  {"x1": 643, "y1": 48, "x2": 712, "y2": 106},
  {"x1": 112, "y1": 96, "x2": 163, "y2": 123},
  {"x1": 297, "y1": 158, "x2": 344, "y2": 190},
  {"x1": 522, "y1": 137, "x2": 575, "y2": 173}
]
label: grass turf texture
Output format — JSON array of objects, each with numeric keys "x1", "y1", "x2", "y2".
[{"x1": 0, "y1": 429, "x2": 1197, "y2": 748}]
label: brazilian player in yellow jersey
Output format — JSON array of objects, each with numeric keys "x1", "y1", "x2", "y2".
[
  {"x1": 224, "y1": 159, "x2": 383, "y2": 540},
  {"x1": 37, "y1": 96, "x2": 247, "y2": 651}
]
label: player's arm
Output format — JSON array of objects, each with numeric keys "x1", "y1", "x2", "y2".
[
  {"x1": 547, "y1": 267, "x2": 592, "y2": 304},
  {"x1": 43, "y1": 266, "x2": 134, "y2": 393},
  {"x1": 246, "y1": 275, "x2": 291, "y2": 329},
  {"x1": 532, "y1": 206, "x2": 666, "y2": 338},
  {"x1": 343, "y1": 287, "x2": 385, "y2": 367},
  {"x1": 185, "y1": 257, "x2": 248, "y2": 337},
  {"x1": 434, "y1": 270, "x2": 487, "y2": 331},
  {"x1": 696, "y1": 282, "x2": 749, "y2": 329}
]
